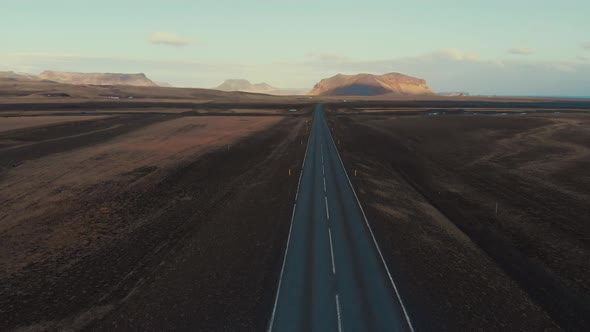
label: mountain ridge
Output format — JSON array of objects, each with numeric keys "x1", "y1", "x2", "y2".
[
  {"x1": 38, "y1": 71, "x2": 158, "y2": 87},
  {"x1": 214, "y1": 79, "x2": 306, "y2": 95},
  {"x1": 309, "y1": 72, "x2": 434, "y2": 96}
]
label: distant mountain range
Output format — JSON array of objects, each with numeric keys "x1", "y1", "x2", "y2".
[
  {"x1": 309, "y1": 72, "x2": 434, "y2": 96},
  {"x1": 214, "y1": 79, "x2": 307, "y2": 95},
  {"x1": 38, "y1": 71, "x2": 158, "y2": 87},
  {"x1": 2, "y1": 70, "x2": 445, "y2": 97},
  {"x1": 0, "y1": 71, "x2": 40, "y2": 81},
  {"x1": 437, "y1": 92, "x2": 470, "y2": 97}
]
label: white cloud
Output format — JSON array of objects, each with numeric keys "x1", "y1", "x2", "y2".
[
  {"x1": 433, "y1": 48, "x2": 481, "y2": 62},
  {"x1": 305, "y1": 52, "x2": 350, "y2": 62},
  {"x1": 577, "y1": 55, "x2": 588, "y2": 61},
  {"x1": 551, "y1": 63, "x2": 576, "y2": 72},
  {"x1": 508, "y1": 48, "x2": 533, "y2": 55},
  {"x1": 147, "y1": 32, "x2": 199, "y2": 47},
  {"x1": 582, "y1": 42, "x2": 590, "y2": 50}
]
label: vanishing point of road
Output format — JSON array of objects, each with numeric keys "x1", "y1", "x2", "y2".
[{"x1": 268, "y1": 104, "x2": 414, "y2": 332}]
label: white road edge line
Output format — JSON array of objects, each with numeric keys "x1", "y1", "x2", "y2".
[
  {"x1": 295, "y1": 168, "x2": 305, "y2": 200},
  {"x1": 329, "y1": 227, "x2": 336, "y2": 275},
  {"x1": 335, "y1": 294, "x2": 343, "y2": 332},
  {"x1": 325, "y1": 196, "x2": 330, "y2": 220},
  {"x1": 267, "y1": 118, "x2": 313, "y2": 332},
  {"x1": 324, "y1": 106, "x2": 415, "y2": 332}
]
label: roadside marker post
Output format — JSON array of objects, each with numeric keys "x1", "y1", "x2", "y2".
[
  {"x1": 354, "y1": 169, "x2": 358, "y2": 177},
  {"x1": 289, "y1": 169, "x2": 291, "y2": 176}
]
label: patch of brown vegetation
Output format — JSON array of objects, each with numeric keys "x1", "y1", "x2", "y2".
[
  {"x1": 0, "y1": 115, "x2": 110, "y2": 132},
  {"x1": 0, "y1": 111, "x2": 309, "y2": 330},
  {"x1": 0, "y1": 116, "x2": 281, "y2": 276}
]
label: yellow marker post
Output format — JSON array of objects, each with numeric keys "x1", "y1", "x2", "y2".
[
  {"x1": 354, "y1": 169, "x2": 358, "y2": 177},
  {"x1": 289, "y1": 169, "x2": 291, "y2": 176}
]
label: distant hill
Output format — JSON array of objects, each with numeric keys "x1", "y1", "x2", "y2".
[
  {"x1": 438, "y1": 92, "x2": 470, "y2": 97},
  {"x1": 155, "y1": 81, "x2": 174, "y2": 88},
  {"x1": 215, "y1": 79, "x2": 276, "y2": 93},
  {"x1": 38, "y1": 71, "x2": 158, "y2": 87},
  {"x1": 309, "y1": 72, "x2": 434, "y2": 96},
  {"x1": 214, "y1": 79, "x2": 307, "y2": 95},
  {"x1": 0, "y1": 71, "x2": 40, "y2": 82}
]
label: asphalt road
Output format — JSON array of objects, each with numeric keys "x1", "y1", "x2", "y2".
[{"x1": 269, "y1": 104, "x2": 414, "y2": 332}]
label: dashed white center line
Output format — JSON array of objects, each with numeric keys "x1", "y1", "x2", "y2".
[
  {"x1": 322, "y1": 164, "x2": 325, "y2": 175},
  {"x1": 335, "y1": 294, "x2": 343, "y2": 332},
  {"x1": 325, "y1": 196, "x2": 330, "y2": 220},
  {"x1": 328, "y1": 228, "x2": 336, "y2": 275},
  {"x1": 323, "y1": 177, "x2": 327, "y2": 192}
]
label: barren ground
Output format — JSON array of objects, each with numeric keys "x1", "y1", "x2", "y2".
[
  {"x1": 0, "y1": 116, "x2": 110, "y2": 132},
  {"x1": 1, "y1": 95, "x2": 589, "y2": 331},
  {"x1": 328, "y1": 110, "x2": 590, "y2": 330},
  {"x1": 0, "y1": 111, "x2": 310, "y2": 330}
]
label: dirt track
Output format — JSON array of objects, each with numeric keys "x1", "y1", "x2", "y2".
[
  {"x1": 0, "y1": 111, "x2": 310, "y2": 330},
  {"x1": 328, "y1": 110, "x2": 590, "y2": 330}
]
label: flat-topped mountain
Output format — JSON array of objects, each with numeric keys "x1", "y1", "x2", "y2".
[
  {"x1": 38, "y1": 71, "x2": 158, "y2": 87},
  {"x1": 309, "y1": 72, "x2": 434, "y2": 96},
  {"x1": 215, "y1": 79, "x2": 276, "y2": 94},
  {"x1": 214, "y1": 79, "x2": 307, "y2": 95}
]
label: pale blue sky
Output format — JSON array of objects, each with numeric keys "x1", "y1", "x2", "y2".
[{"x1": 2, "y1": 0, "x2": 589, "y2": 95}]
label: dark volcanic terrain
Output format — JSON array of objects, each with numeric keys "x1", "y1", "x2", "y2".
[
  {"x1": 1, "y1": 88, "x2": 589, "y2": 331},
  {"x1": 327, "y1": 109, "x2": 590, "y2": 330},
  {"x1": 0, "y1": 108, "x2": 310, "y2": 331}
]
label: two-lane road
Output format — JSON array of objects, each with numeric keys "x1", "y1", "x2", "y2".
[{"x1": 269, "y1": 104, "x2": 414, "y2": 332}]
